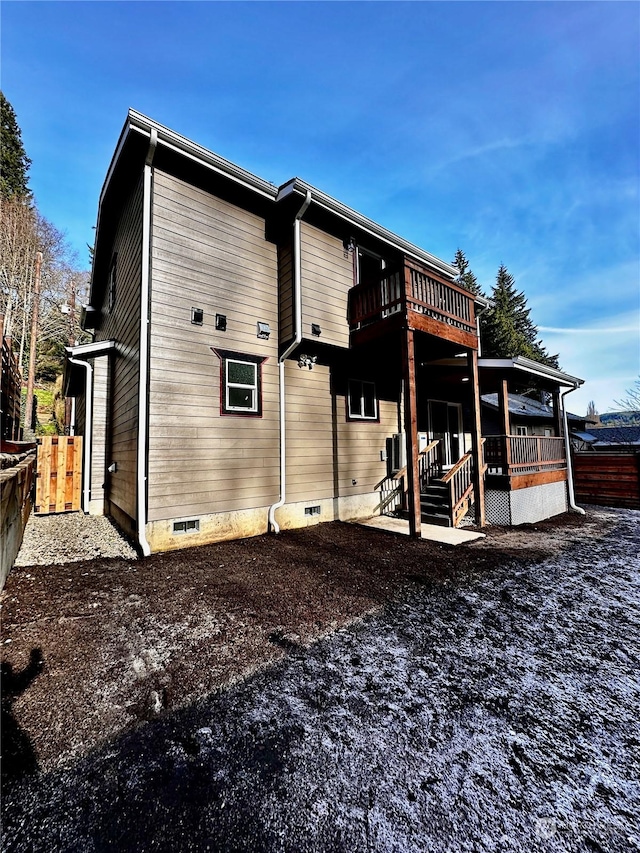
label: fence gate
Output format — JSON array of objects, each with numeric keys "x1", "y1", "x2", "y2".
[{"x1": 35, "y1": 436, "x2": 83, "y2": 514}]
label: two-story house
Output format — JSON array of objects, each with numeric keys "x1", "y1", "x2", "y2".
[{"x1": 65, "y1": 111, "x2": 584, "y2": 553}]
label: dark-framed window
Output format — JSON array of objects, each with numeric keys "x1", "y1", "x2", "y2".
[
  {"x1": 108, "y1": 253, "x2": 117, "y2": 313},
  {"x1": 347, "y1": 379, "x2": 378, "y2": 421},
  {"x1": 211, "y1": 348, "x2": 267, "y2": 417}
]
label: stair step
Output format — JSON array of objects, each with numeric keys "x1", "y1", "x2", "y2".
[
  {"x1": 421, "y1": 513, "x2": 452, "y2": 527},
  {"x1": 420, "y1": 500, "x2": 447, "y2": 513}
]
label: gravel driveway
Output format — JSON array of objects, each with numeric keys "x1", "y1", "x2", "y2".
[{"x1": 2, "y1": 507, "x2": 639, "y2": 852}]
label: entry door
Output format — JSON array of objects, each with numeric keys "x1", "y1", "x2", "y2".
[{"x1": 428, "y1": 401, "x2": 462, "y2": 468}]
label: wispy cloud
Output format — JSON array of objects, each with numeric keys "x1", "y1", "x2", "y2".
[{"x1": 539, "y1": 325, "x2": 638, "y2": 334}]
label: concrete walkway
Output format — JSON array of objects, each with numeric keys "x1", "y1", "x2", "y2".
[{"x1": 357, "y1": 514, "x2": 485, "y2": 545}]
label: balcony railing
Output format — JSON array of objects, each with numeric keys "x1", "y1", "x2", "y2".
[
  {"x1": 484, "y1": 435, "x2": 566, "y2": 476},
  {"x1": 348, "y1": 260, "x2": 477, "y2": 338}
]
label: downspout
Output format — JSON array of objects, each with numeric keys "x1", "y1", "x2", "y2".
[
  {"x1": 137, "y1": 129, "x2": 158, "y2": 556},
  {"x1": 68, "y1": 357, "x2": 92, "y2": 513},
  {"x1": 268, "y1": 189, "x2": 312, "y2": 533},
  {"x1": 475, "y1": 301, "x2": 491, "y2": 358},
  {"x1": 561, "y1": 384, "x2": 585, "y2": 515}
]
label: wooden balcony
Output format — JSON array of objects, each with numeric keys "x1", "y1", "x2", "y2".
[
  {"x1": 484, "y1": 435, "x2": 568, "y2": 490},
  {"x1": 348, "y1": 258, "x2": 478, "y2": 349}
]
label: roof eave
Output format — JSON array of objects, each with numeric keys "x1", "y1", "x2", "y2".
[
  {"x1": 277, "y1": 178, "x2": 457, "y2": 281},
  {"x1": 478, "y1": 356, "x2": 583, "y2": 388}
]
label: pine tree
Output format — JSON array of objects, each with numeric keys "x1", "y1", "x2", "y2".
[
  {"x1": 452, "y1": 249, "x2": 483, "y2": 296},
  {"x1": 1, "y1": 92, "x2": 31, "y2": 200},
  {"x1": 481, "y1": 264, "x2": 559, "y2": 368}
]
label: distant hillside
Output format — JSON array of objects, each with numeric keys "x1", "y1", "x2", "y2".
[{"x1": 598, "y1": 411, "x2": 640, "y2": 426}]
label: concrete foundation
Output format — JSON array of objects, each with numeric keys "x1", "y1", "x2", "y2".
[{"x1": 144, "y1": 493, "x2": 382, "y2": 553}]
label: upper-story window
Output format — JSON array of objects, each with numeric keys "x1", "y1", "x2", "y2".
[
  {"x1": 108, "y1": 253, "x2": 117, "y2": 313},
  {"x1": 348, "y1": 379, "x2": 378, "y2": 421}
]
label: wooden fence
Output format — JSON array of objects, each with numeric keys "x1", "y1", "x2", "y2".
[
  {"x1": 573, "y1": 452, "x2": 640, "y2": 509},
  {"x1": 1, "y1": 327, "x2": 22, "y2": 441},
  {"x1": 35, "y1": 436, "x2": 83, "y2": 514}
]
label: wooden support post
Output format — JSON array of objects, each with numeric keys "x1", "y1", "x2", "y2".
[
  {"x1": 401, "y1": 328, "x2": 421, "y2": 538},
  {"x1": 470, "y1": 349, "x2": 486, "y2": 526},
  {"x1": 498, "y1": 378, "x2": 512, "y2": 473}
]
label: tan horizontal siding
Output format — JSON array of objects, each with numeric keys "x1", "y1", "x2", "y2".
[
  {"x1": 90, "y1": 357, "x2": 109, "y2": 499},
  {"x1": 148, "y1": 170, "x2": 280, "y2": 523},
  {"x1": 300, "y1": 222, "x2": 353, "y2": 349},
  {"x1": 278, "y1": 243, "x2": 294, "y2": 345},
  {"x1": 94, "y1": 175, "x2": 143, "y2": 521}
]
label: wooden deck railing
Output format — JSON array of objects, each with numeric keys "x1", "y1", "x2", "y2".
[
  {"x1": 484, "y1": 435, "x2": 566, "y2": 476},
  {"x1": 348, "y1": 261, "x2": 476, "y2": 336},
  {"x1": 406, "y1": 262, "x2": 475, "y2": 334}
]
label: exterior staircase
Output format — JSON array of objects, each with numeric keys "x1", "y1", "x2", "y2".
[{"x1": 420, "y1": 481, "x2": 452, "y2": 527}]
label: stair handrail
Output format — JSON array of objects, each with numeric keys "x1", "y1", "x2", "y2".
[
  {"x1": 441, "y1": 451, "x2": 474, "y2": 527},
  {"x1": 393, "y1": 440, "x2": 439, "y2": 483},
  {"x1": 440, "y1": 450, "x2": 473, "y2": 484}
]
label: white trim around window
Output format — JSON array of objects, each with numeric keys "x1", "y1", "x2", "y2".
[
  {"x1": 226, "y1": 358, "x2": 258, "y2": 413},
  {"x1": 347, "y1": 379, "x2": 378, "y2": 421}
]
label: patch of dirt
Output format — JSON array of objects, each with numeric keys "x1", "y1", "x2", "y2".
[{"x1": 2, "y1": 506, "x2": 638, "y2": 852}]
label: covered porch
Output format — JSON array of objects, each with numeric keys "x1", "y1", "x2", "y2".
[{"x1": 478, "y1": 356, "x2": 584, "y2": 526}]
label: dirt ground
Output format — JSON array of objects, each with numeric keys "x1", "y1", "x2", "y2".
[{"x1": 1, "y1": 507, "x2": 639, "y2": 852}]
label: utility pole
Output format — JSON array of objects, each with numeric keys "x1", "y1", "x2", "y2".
[
  {"x1": 24, "y1": 251, "x2": 42, "y2": 436},
  {"x1": 64, "y1": 275, "x2": 77, "y2": 432}
]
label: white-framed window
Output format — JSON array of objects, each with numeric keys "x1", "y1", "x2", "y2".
[
  {"x1": 212, "y1": 348, "x2": 266, "y2": 418},
  {"x1": 226, "y1": 359, "x2": 258, "y2": 413},
  {"x1": 515, "y1": 425, "x2": 528, "y2": 436},
  {"x1": 348, "y1": 379, "x2": 378, "y2": 421}
]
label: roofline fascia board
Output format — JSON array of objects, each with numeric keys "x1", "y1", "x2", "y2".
[
  {"x1": 100, "y1": 111, "x2": 461, "y2": 285},
  {"x1": 478, "y1": 357, "x2": 583, "y2": 388},
  {"x1": 66, "y1": 340, "x2": 117, "y2": 358},
  {"x1": 277, "y1": 178, "x2": 458, "y2": 282},
  {"x1": 127, "y1": 110, "x2": 278, "y2": 200}
]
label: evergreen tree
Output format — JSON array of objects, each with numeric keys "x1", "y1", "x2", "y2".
[
  {"x1": 480, "y1": 264, "x2": 558, "y2": 368},
  {"x1": 1, "y1": 93, "x2": 31, "y2": 200},
  {"x1": 452, "y1": 248, "x2": 483, "y2": 296}
]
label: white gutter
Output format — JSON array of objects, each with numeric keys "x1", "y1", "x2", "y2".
[
  {"x1": 561, "y1": 384, "x2": 585, "y2": 515},
  {"x1": 67, "y1": 357, "x2": 92, "y2": 513},
  {"x1": 268, "y1": 189, "x2": 312, "y2": 533},
  {"x1": 136, "y1": 129, "x2": 158, "y2": 557}
]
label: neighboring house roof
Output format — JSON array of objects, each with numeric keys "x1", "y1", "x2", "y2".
[
  {"x1": 481, "y1": 392, "x2": 584, "y2": 423},
  {"x1": 573, "y1": 431, "x2": 598, "y2": 443},
  {"x1": 588, "y1": 426, "x2": 640, "y2": 446}
]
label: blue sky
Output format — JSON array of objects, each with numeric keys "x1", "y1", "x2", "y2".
[{"x1": 3, "y1": 1, "x2": 638, "y2": 414}]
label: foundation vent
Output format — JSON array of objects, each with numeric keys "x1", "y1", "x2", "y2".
[
  {"x1": 173, "y1": 518, "x2": 200, "y2": 534},
  {"x1": 304, "y1": 506, "x2": 321, "y2": 517}
]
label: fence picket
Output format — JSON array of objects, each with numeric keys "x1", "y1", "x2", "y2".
[{"x1": 35, "y1": 436, "x2": 83, "y2": 514}]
